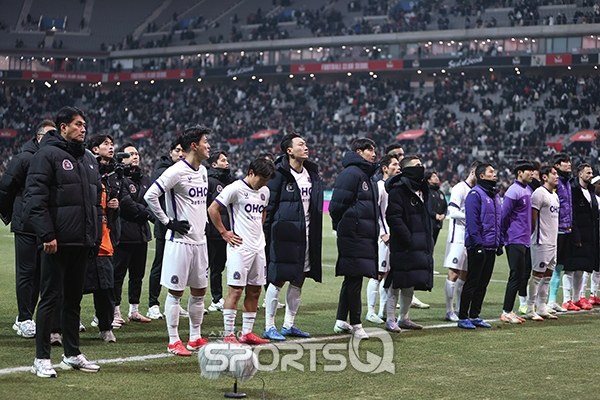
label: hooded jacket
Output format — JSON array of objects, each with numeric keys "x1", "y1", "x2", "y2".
[
  {"x1": 385, "y1": 174, "x2": 434, "y2": 291},
  {"x1": 329, "y1": 151, "x2": 378, "y2": 278},
  {"x1": 0, "y1": 137, "x2": 39, "y2": 234},
  {"x1": 264, "y1": 155, "x2": 323, "y2": 284},
  {"x1": 23, "y1": 129, "x2": 102, "y2": 247}
]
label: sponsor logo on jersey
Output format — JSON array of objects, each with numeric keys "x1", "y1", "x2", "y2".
[
  {"x1": 171, "y1": 275, "x2": 179, "y2": 284},
  {"x1": 62, "y1": 159, "x2": 73, "y2": 171}
]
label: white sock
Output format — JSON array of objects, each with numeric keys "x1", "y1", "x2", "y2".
[
  {"x1": 455, "y1": 278, "x2": 465, "y2": 312},
  {"x1": 223, "y1": 309, "x2": 237, "y2": 336},
  {"x1": 581, "y1": 272, "x2": 590, "y2": 299},
  {"x1": 284, "y1": 285, "x2": 301, "y2": 329},
  {"x1": 592, "y1": 271, "x2": 600, "y2": 297},
  {"x1": 165, "y1": 293, "x2": 181, "y2": 345},
  {"x1": 378, "y1": 280, "x2": 388, "y2": 316},
  {"x1": 366, "y1": 278, "x2": 379, "y2": 315},
  {"x1": 386, "y1": 288, "x2": 399, "y2": 322},
  {"x1": 188, "y1": 295, "x2": 204, "y2": 341},
  {"x1": 537, "y1": 277, "x2": 551, "y2": 314},
  {"x1": 129, "y1": 303, "x2": 139, "y2": 314},
  {"x1": 527, "y1": 275, "x2": 541, "y2": 313},
  {"x1": 572, "y1": 271, "x2": 584, "y2": 301},
  {"x1": 264, "y1": 284, "x2": 281, "y2": 330},
  {"x1": 562, "y1": 272, "x2": 573, "y2": 302},
  {"x1": 115, "y1": 305, "x2": 120, "y2": 314},
  {"x1": 518, "y1": 296, "x2": 527, "y2": 308},
  {"x1": 242, "y1": 312, "x2": 256, "y2": 335},
  {"x1": 445, "y1": 279, "x2": 456, "y2": 313},
  {"x1": 398, "y1": 288, "x2": 413, "y2": 322}
]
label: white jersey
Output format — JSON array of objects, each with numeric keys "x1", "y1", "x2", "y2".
[
  {"x1": 377, "y1": 179, "x2": 390, "y2": 237},
  {"x1": 215, "y1": 179, "x2": 270, "y2": 252},
  {"x1": 531, "y1": 186, "x2": 560, "y2": 245},
  {"x1": 446, "y1": 180, "x2": 472, "y2": 243},
  {"x1": 290, "y1": 166, "x2": 311, "y2": 270},
  {"x1": 144, "y1": 159, "x2": 208, "y2": 244}
]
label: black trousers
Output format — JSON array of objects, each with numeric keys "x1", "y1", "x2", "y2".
[
  {"x1": 503, "y1": 244, "x2": 529, "y2": 311},
  {"x1": 336, "y1": 275, "x2": 363, "y2": 325},
  {"x1": 433, "y1": 226, "x2": 442, "y2": 246},
  {"x1": 36, "y1": 246, "x2": 88, "y2": 359},
  {"x1": 14, "y1": 233, "x2": 41, "y2": 322},
  {"x1": 91, "y1": 256, "x2": 116, "y2": 332},
  {"x1": 148, "y1": 237, "x2": 165, "y2": 307},
  {"x1": 518, "y1": 254, "x2": 532, "y2": 297},
  {"x1": 208, "y1": 239, "x2": 227, "y2": 304},
  {"x1": 459, "y1": 248, "x2": 496, "y2": 320},
  {"x1": 113, "y1": 242, "x2": 148, "y2": 306}
]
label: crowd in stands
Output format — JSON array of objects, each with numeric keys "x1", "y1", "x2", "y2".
[{"x1": 1, "y1": 73, "x2": 600, "y2": 191}]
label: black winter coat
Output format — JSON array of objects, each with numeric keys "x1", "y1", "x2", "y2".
[
  {"x1": 23, "y1": 129, "x2": 102, "y2": 247},
  {"x1": 427, "y1": 184, "x2": 447, "y2": 230},
  {"x1": 119, "y1": 168, "x2": 152, "y2": 243},
  {"x1": 0, "y1": 138, "x2": 39, "y2": 234},
  {"x1": 150, "y1": 156, "x2": 174, "y2": 239},
  {"x1": 385, "y1": 175, "x2": 434, "y2": 291},
  {"x1": 264, "y1": 156, "x2": 323, "y2": 284},
  {"x1": 565, "y1": 181, "x2": 599, "y2": 272},
  {"x1": 206, "y1": 166, "x2": 234, "y2": 240},
  {"x1": 329, "y1": 151, "x2": 378, "y2": 278}
]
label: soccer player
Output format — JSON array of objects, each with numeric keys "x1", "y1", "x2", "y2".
[
  {"x1": 563, "y1": 163, "x2": 598, "y2": 311},
  {"x1": 263, "y1": 133, "x2": 323, "y2": 340},
  {"x1": 144, "y1": 125, "x2": 211, "y2": 356},
  {"x1": 208, "y1": 157, "x2": 276, "y2": 345},
  {"x1": 547, "y1": 153, "x2": 573, "y2": 312},
  {"x1": 500, "y1": 160, "x2": 534, "y2": 324},
  {"x1": 442, "y1": 161, "x2": 479, "y2": 322},
  {"x1": 458, "y1": 163, "x2": 502, "y2": 329},
  {"x1": 365, "y1": 154, "x2": 399, "y2": 325},
  {"x1": 527, "y1": 165, "x2": 560, "y2": 321}
]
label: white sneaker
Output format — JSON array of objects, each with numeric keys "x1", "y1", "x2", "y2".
[
  {"x1": 333, "y1": 320, "x2": 352, "y2": 334},
  {"x1": 179, "y1": 307, "x2": 189, "y2": 318},
  {"x1": 50, "y1": 333, "x2": 62, "y2": 346},
  {"x1": 365, "y1": 312, "x2": 384, "y2": 324},
  {"x1": 146, "y1": 305, "x2": 164, "y2": 320},
  {"x1": 100, "y1": 330, "x2": 116, "y2": 343},
  {"x1": 352, "y1": 325, "x2": 369, "y2": 339},
  {"x1": 411, "y1": 297, "x2": 431, "y2": 309},
  {"x1": 60, "y1": 354, "x2": 100, "y2": 372},
  {"x1": 113, "y1": 310, "x2": 126, "y2": 325},
  {"x1": 207, "y1": 298, "x2": 225, "y2": 312},
  {"x1": 90, "y1": 315, "x2": 99, "y2": 328},
  {"x1": 548, "y1": 301, "x2": 567, "y2": 313},
  {"x1": 78, "y1": 321, "x2": 86, "y2": 332},
  {"x1": 31, "y1": 358, "x2": 57, "y2": 378},
  {"x1": 16, "y1": 319, "x2": 36, "y2": 338}
]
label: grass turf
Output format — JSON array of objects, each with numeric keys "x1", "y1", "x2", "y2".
[{"x1": 1, "y1": 219, "x2": 600, "y2": 399}]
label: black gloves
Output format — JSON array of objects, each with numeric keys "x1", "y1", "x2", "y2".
[
  {"x1": 167, "y1": 219, "x2": 191, "y2": 235},
  {"x1": 496, "y1": 246, "x2": 504, "y2": 256}
]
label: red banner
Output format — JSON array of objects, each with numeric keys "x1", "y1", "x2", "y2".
[
  {"x1": 546, "y1": 54, "x2": 572, "y2": 65},
  {"x1": 106, "y1": 69, "x2": 194, "y2": 82},
  {"x1": 22, "y1": 71, "x2": 103, "y2": 82},
  {"x1": 290, "y1": 60, "x2": 403, "y2": 74},
  {"x1": 130, "y1": 129, "x2": 152, "y2": 139},
  {"x1": 0, "y1": 129, "x2": 17, "y2": 139}
]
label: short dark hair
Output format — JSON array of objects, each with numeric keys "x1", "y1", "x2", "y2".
[
  {"x1": 248, "y1": 157, "x2": 276, "y2": 179},
  {"x1": 475, "y1": 162, "x2": 493, "y2": 179},
  {"x1": 55, "y1": 106, "x2": 86, "y2": 130},
  {"x1": 117, "y1": 142, "x2": 135, "y2": 153},
  {"x1": 351, "y1": 138, "x2": 376, "y2": 152},
  {"x1": 180, "y1": 125, "x2": 211, "y2": 152},
  {"x1": 513, "y1": 159, "x2": 535, "y2": 175},
  {"x1": 384, "y1": 143, "x2": 402, "y2": 154},
  {"x1": 87, "y1": 134, "x2": 113, "y2": 152},
  {"x1": 424, "y1": 171, "x2": 438, "y2": 181},
  {"x1": 379, "y1": 154, "x2": 398, "y2": 169},
  {"x1": 539, "y1": 165, "x2": 556, "y2": 181},
  {"x1": 400, "y1": 154, "x2": 420, "y2": 170},
  {"x1": 258, "y1": 152, "x2": 275, "y2": 162},
  {"x1": 170, "y1": 139, "x2": 182, "y2": 151},
  {"x1": 280, "y1": 133, "x2": 302, "y2": 156},
  {"x1": 208, "y1": 150, "x2": 227, "y2": 166},
  {"x1": 469, "y1": 160, "x2": 481, "y2": 172},
  {"x1": 576, "y1": 162, "x2": 592, "y2": 173},
  {"x1": 36, "y1": 119, "x2": 56, "y2": 136},
  {"x1": 553, "y1": 152, "x2": 570, "y2": 166},
  {"x1": 531, "y1": 160, "x2": 542, "y2": 171}
]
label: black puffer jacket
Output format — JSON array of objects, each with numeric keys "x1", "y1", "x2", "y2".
[
  {"x1": 0, "y1": 138, "x2": 39, "y2": 234},
  {"x1": 206, "y1": 166, "x2": 234, "y2": 240},
  {"x1": 23, "y1": 129, "x2": 102, "y2": 247},
  {"x1": 119, "y1": 168, "x2": 152, "y2": 243},
  {"x1": 329, "y1": 151, "x2": 378, "y2": 278},
  {"x1": 565, "y1": 181, "x2": 599, "y2": 272},
  {"x1": 385, "y1": 174, "x2": 434, "y2": 291},
  {"x1": 150, "y1": 156, "x2": 174, "y2": 240},
  {"x1": 265, "y1": 155, "x2": 323, "y2": 284}
]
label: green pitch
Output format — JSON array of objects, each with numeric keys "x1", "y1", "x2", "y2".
[{"x1": 1, "y1": 219, "x2": 600, "y2": 399}]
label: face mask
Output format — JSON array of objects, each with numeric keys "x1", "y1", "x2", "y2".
[{"x1": 402, "y1": 166, "x2": 425, "y2": 183}]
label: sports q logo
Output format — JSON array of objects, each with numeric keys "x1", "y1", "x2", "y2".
[{"x1": 201, "y1": 328, "x2": 395, "y2": 374}]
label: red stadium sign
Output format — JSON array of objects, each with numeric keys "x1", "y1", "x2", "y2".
[
  {"x1": 0, "y1": 129, "x2": 17, "y2": 139},
  {"x1": 290, "y1": 60, "x2": 403, "y2": 74},
  {"x1": 22, "y1": 71, "x2": 103, "y2": 82},
  {"x1": 546, "y1": 54, "x2": 572, "y2": 65},
  {"x1": 251, "y1": 129, "x2": 278, "y2": 140},
  {"x1": 130, "y1": 129, "x2": 152, "y2": 139},
  {"x1": 570, "y1": 130, "x2": 597, "y2": 142},
  {"x1": 107, "y1": 69, "x2": 194, "y2": 82},
  {"x1": 397, "y1": 129, "x2": 425, "y2": 140}
]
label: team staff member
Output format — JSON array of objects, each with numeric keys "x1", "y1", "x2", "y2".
[
  {"x1": 24, "y1": 106, "x2": 102, "y2": 378},
  {"x1": 263, "y1": 133, "x2": 323, "y2": 340},
  {"x1": 147, "y1": 140, "x2": 185, "y2": 320},
  {"x1": 330, "y1": 138, "x2": 378, "y2": 340},
  {"x1": 0, "y1": 120, "x2": 56, "y2": 338},
  {"x1": 425, "y1": 171, "x2": 447, "y2": 245},
  {"x1": 113, "y1": 142, "x2": 153, "y2": 323},
  {"x1": 206, "y1": 150, "x2": 234, "y2": 312}
]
